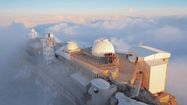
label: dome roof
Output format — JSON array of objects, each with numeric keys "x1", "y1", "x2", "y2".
[
  {"x1": 47, "y1": 32, "x2": 54, "y2": 38},
  {"x1": 30, "y1": 28, "x2": 37, "y2": 39},
  {"x1": 67, "y1": 41, "x2": 79, "y2": 51},
  {"x1": 92, "y1": 39, "x2": 115, "y2": 57}
]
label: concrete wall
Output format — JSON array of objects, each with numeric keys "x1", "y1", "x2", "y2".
[
  {"x1": 140, "y1": 60, "x2": 168, "y2": 94},
  {"x1": 139, "y1": 61, "x2": 150, "y2": 90}
]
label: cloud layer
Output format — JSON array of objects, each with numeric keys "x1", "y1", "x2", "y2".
[
  {"x1": 36, "y1": 16, "x2": 187, "y2": 58},
  {"x1": 167, "y1": 58, "x2": 187, "y2": 105}
]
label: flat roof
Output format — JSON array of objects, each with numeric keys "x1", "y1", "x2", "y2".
[
  {"x1": 129, "y1": 45, "x2": 169, "y2": 57},
  {"x1": 55, "y1": 44, "x2": 137, "y2": 83},
  {"x1": 146, "y1": 59, "x2": 168, "y2": 66},
  {"x1": 70, "y1": 50, "x2": 137, "y2": 83}
]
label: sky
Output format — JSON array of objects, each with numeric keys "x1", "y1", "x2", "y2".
[
  {"x1": 1, "y1": 0, "x2": 187, "y2": 15},
  {"x1": 1, "y1": 0, "x2": 187, "y2": 26}
]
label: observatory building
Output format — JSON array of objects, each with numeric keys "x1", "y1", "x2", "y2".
[
  {"x1": 128, "y1": 45, "x2": 171, "y2": 94},
  {"x1": 55, "y1": 38, "x2": 141, "y2": 101},
  {"x1": 56, "y1": 38, "x2": 171, "y2": 95},
  {"x1": 27, "y1": 29, "x2": 177, "y2": 105},
  {"x1": 55, "y1": 38, "x2": 137, "y2": 83}
]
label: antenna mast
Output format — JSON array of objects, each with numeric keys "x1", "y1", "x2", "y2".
[{"x1": 42, "y1": 32, "x2": 55, "y2": 64}]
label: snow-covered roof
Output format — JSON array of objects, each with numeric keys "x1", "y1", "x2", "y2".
[{"x1": 90, "y1": 78, "x2": 110, "y2": 90}]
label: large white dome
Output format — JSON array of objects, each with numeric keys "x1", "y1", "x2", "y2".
[
  {"x1": 92, "y1": 39, "x2": 115, "y2": 57},
  {"x1": 67, "y1": 41, "x2": 79, "y2": 51}
]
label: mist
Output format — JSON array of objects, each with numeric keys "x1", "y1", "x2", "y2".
[
  {"x1": 0, "y1": 22, "x2": 56, "y2": 105},
  {"x1": 167, "y1": 58, "x2": 187, "y2": 105}
]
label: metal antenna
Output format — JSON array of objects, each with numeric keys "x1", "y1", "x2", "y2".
[{"x1": 42, "y1": 33, "x2": 55, "y2": 64}]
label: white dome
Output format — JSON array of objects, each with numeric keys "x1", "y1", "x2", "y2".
[
  {"x1": 67, "y1": 41, "x2": 79, "y2": 51},
  {"x1": 92, "y1": 39, "x2": 115, "y2": 57},
  {"x1": 30, "y1": 28, "x2": 37, "y2": 39},
  {"x1": 47, "y1": 32, "x2": 54, "y2": 38}
]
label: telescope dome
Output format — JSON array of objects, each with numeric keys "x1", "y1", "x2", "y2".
[
  {"x1": 92, "y1": 39, "x2": 115, "y2": 57},
  {"x1": 67, "y1": 41, "x2": 79, "y2": 51}
]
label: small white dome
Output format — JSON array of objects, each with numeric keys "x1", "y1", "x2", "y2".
[
  {"x1": 92, "y1": 39, "x2": 115, "y2": 57},
  {"x1": 67, "y1": 41, "x2": 79, "y2": 51},
  {"x1": 47, "y1": 32, "x2": 54, "y2": 38},
  {"x1": 30, "y1": 28, "x2": 37, "y2": 39}
]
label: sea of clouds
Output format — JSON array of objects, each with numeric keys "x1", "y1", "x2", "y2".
[{"x1": 0, "y1": 15, "x2": 187, "y2": 105}]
